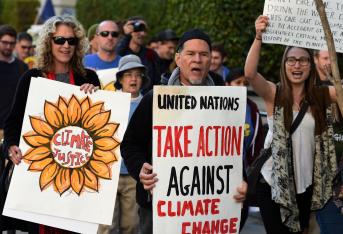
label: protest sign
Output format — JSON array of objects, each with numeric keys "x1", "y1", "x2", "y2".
[
  {"x1": 96, "y1": 68, "x2": 118, "y2": 91},
  {"x1": 263, "y1": 0, "x2": 343, "y2": 52},
  {"x1": 152, "y1": 86, "x2": 246, "y2": 234},
  {"x1": 3, "y1": 78, "x2": 131, "y2": 232}
]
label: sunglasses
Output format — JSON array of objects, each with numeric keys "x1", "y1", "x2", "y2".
[
  {"x1": 52, "y1": 36, "x2": 78, "y2": 46},
  {"x1": 98, "y1": 31, "x2": 119, "y2": 38}
]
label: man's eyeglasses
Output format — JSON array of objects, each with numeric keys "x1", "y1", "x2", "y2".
[
  {"x1": 123, "y1": 72, "x2": 144, "y2": 79},
  {"x1": 98, "y1": 31, "x2": 119, "y2": 38},
  {"x1": 52, "y1": 36, "x2": 78, "y2": 46},
  {"x1": 0, "y1": 40, "x2": 16, "y2": 47},
  {"x1": 285, "y1": 57, "x2": 310, "y2": 66}
]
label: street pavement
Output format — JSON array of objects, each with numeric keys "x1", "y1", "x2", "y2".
[{"x1": 241, "y1": 208, "x2": 267, "y2": 234}]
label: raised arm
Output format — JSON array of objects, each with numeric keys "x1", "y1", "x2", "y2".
[{"x1": 245, "y1": 15, "x2": 276, "y2": 114}]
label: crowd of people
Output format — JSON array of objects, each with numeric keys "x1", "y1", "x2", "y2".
[{"x1": 0, "y1": 13, "x2": 342, "y2": 234}]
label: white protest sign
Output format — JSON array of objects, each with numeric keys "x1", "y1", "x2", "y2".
[
  {"x1": 96, "y1": 68, "x2": 118, "y2": 91},
  {"x1": 263, "y1": 0, "x2": 343, "y2": 53},
  {"x1": 3, "y1": 208, "x2": 98, "y2": 234},
  {"x1": 152, "y1": 86, "x2": 246, "y2": 234},
  {"x1": 4, "y1": 78, "x2": 131, "y2": 232}
]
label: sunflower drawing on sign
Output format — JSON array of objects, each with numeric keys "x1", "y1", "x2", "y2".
[{"x1": 22, "y1": 95, "x2": 120, "y2": 195}]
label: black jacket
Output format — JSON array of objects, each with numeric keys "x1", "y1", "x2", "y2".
[
  {"x1": 120, "y1": 90, "x2": 153, "y2": 209},
  {"x1": 3, "y1": 68, "x2": 100, "y2": 155},
  {"x1": 0, "y1": 58, "x2": 28, "y2": 128}
]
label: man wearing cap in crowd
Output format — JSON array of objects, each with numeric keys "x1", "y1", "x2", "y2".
[
  {"x1": 154, "y1": 29, "x2": 178, "y2": 75},
  {"x1": 98, "y1": 55, "x2": 148, "y2": 234},
  {"x1": 84, "y1": 20, "x2": 121, "y2": 70},
  {"x1": 120, "y1": 29, "x2": 248, "y2": 234},
  {"x1": 87, "y1": 23, "x2": 99, "y2": 54}
]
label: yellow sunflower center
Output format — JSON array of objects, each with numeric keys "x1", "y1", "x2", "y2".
[{"x1": 51, "y1": 126, "x2": 93, "y2": 168}]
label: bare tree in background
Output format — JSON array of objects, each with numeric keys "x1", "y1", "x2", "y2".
[{"x1": 314, "y1": 0, "x2": 343, "y2": 115}]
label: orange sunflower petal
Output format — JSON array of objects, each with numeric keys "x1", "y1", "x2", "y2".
[
  {"x1": 81, "y1": 97, "x2": 90, "y2": 116},
  {"x1": 44, "y1": 101, "x2": 63, "y2": 128},
  {"x1": 55, "y1": 168, "x2": 71, "y2": 195},
  {"x1": 39, "y1": 163, "x2": 59, "y2": 190},
  {"x1": 58, "y1": 96, "x2": 69, "y2": 125},
  {"x1": 82, "y1": 103, "x2": 104, "y2": 125},
  {"x1": 71, "y1": 170, "x2": 85, "y2": 195},
  {"x1": 83, "y1": 111, "x2": 111, "y2": 131},
  {"x1": 23, "y1": 146, "x2": 51, "y2": 161},
  {"x1": 83, "y1": 167, "x2": 98, "y2": 191},
  {"x1": 28, "y1": 157, "x2": 53, "y2": 171},
  {"x1": 89, "y1": 160, "x2": 111, "y2": 179},
  {"x1": 30, "y1": 116, "x2": 54, "y2": 137},
  {"x1": 93, "y1": 149, "x2": 117, "y2": 163},
  {"x1": 94, "y1": 123, "x2": 119, "y2": 138},
  {"x1": 67, "y1": 95, "x2": 82, "y2": 124},
  {"x1": 23, "y1": 133, "x2": 50, "y2": 147},
  {"x1": 94, "y1": 137, "x2": 119, "y2": 151}
]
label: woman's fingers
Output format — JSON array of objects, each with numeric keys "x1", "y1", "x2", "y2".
[
  {"x1": 8, "y1": 145, "x2": 23, "y2": 165},
  {"x1": 80, "y1": 84, "x2": 99, "y2": 94}
]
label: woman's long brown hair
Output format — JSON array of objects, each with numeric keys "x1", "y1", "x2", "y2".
[{"x1": 278, "y1": 46, "x2": 326, "y2": 134}]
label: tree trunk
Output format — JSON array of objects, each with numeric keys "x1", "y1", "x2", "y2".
[{"x1": 314, "y1": 0, "x2": 343, "y2": 115}]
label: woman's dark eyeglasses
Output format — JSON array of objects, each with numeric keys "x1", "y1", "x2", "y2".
[
  {"x1": 98, "y1": 31, "x2": 119, "y2": 38},
  {"x1": 286, "y1": 57, "x2": 310, "y2": 66},
  {"x1": 52, "y1": 36, "x2": 78, "y2": 46}
]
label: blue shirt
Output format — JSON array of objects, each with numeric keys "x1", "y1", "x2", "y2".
[{"x1": 83, "y1": 53, "x2": 121, "y2": 70}]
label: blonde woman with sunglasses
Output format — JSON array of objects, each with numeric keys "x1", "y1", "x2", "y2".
[{"x1": 3, "y1": 15, "x2": 100, "y2": 233}]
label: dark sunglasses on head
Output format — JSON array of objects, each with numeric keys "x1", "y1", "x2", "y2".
[
  {"x1": 98, "y1": 31, "x2": 119, "y2": 38},
  {"x1": 52, "y1": 36, "x2": 78, "y2": 46}
]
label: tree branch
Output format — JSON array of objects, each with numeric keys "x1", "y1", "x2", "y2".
[{"x1": 314, "y1": 0, "x2": 343, "y2": 115}]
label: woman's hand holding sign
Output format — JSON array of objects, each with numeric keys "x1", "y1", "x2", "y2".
[
  {"x1": 255, "y1": 15, "x2": 269, "y2": 40},
  {"x1": 8, "y1": 145, "x2": 23, "y2": 165},
  {"x1": 80, "y1": 83, "x2": 99, "y2": 94}
]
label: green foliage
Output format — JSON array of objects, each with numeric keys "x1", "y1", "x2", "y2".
[
  {"x1": 0, "y1": 0, "x2": 4, "y2": 25},
  {"x1": 1, "y1": 0, "x2": 40, "y2": 32},
  {"x1": 76, "y1": 0, "x2": 165, "y2": 32},
  {"x1": 76, "y1": 0, "x2": 341, "y2": 82},
  {"x1": 160, "y1": 0, "x2": 287, "y2": 82}
]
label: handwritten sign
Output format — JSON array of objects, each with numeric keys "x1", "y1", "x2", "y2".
[
  {"x1": 263, "y1": 0, "x2": 343, "y2": 53},
  {"x1": 4, "y1": 78, "x2": 131, "y2": 232},
  {"x1": 152, "y1": 86, "x2": 246, "y2": 234}
]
